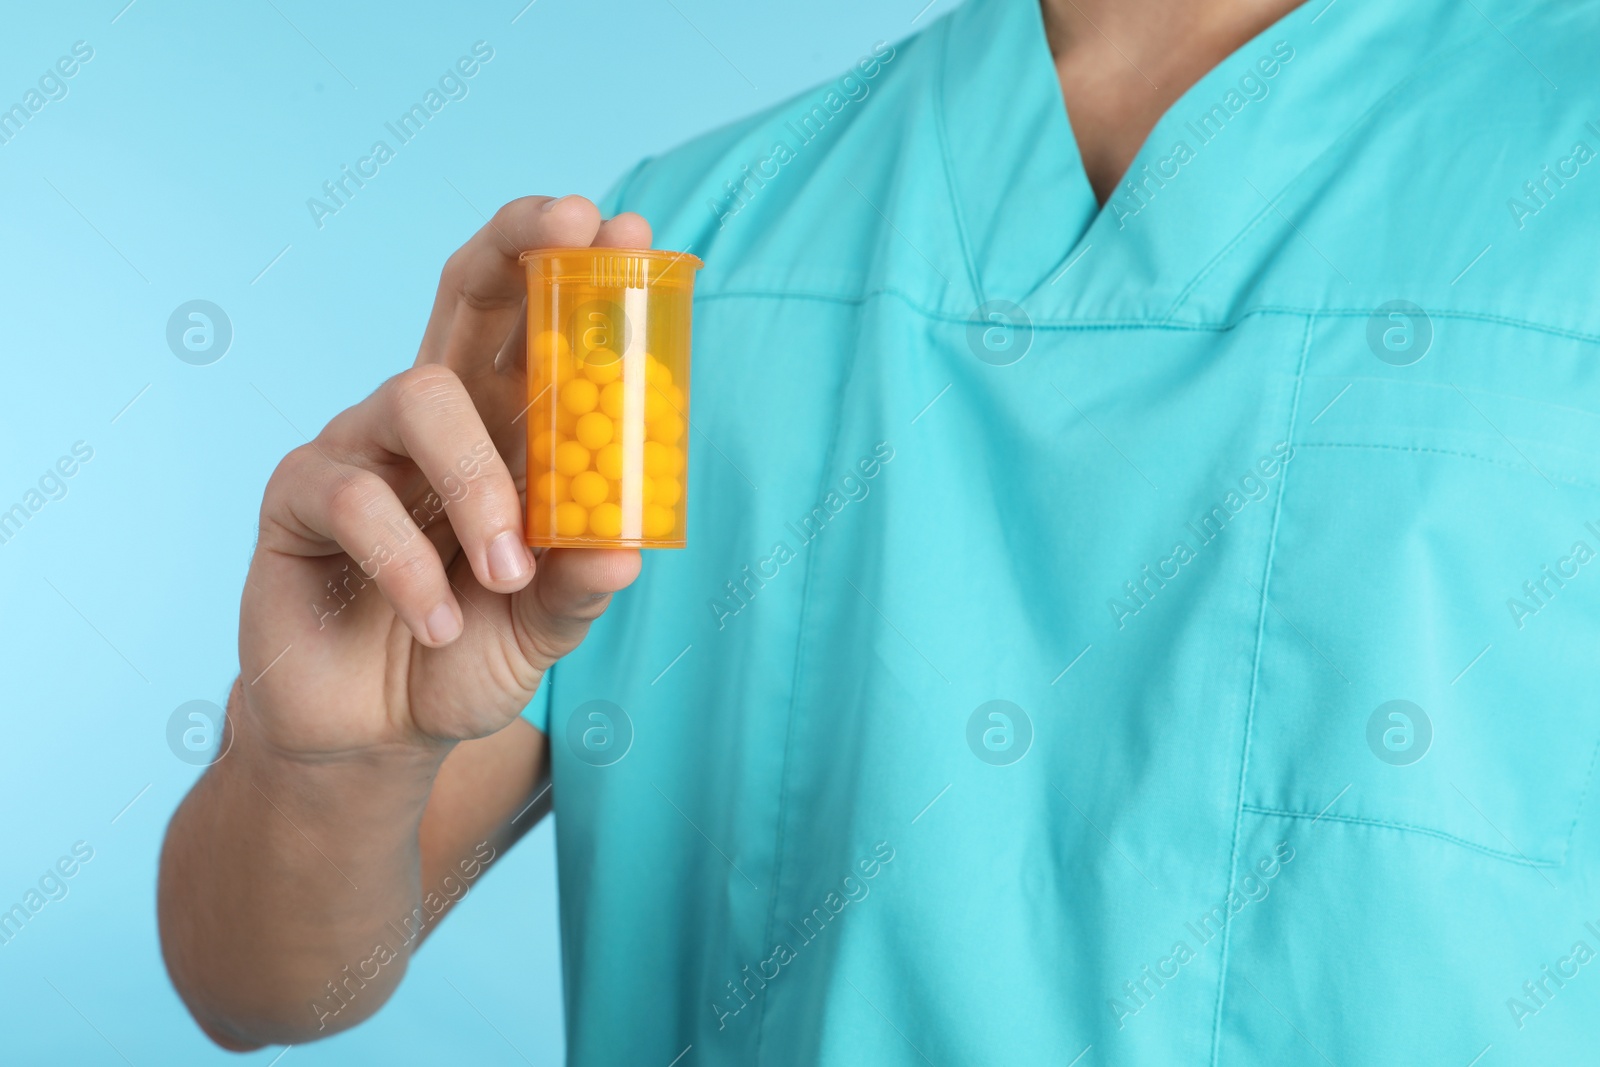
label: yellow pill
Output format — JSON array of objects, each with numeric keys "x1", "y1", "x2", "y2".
[
  {"x1": 556, "y1": 406, "x2": 577, "y2": 434},
  {"x1": 653, "y1": 477, "x2": 682, "y2": 507},
  {"x1": 648, "y1": 412, "x2": 685, "y2": 445},
  {"x1": 642, "y1": 503, "x2": 676, "y2": 539},
  {"x1": 575, "y1": 411, "x2": 614, "y2": 450},
  {"x1": 561, "y1": 378, "x2": 599, "y2": 415},
  {"x1": 639, "y1": 476, "x2": 656, "y2": 505},
  {"x1": 646, "y1": 357, "x2": 672, "y2": 388},
  {"x1": 599, "y1": 380, "x2": 626, "y2": 420},
  {"x1": 665, "y1": 383, "x2": 686, "y2": 411},
  {"x1": 644, "y1": 390, "x2": 669, "y2": 423},
  {"x1": 595, "y1": 443, "x2": 624, "y2": 480},
  {"x1": 570, "y1": 470, "x2": 608, "y2": 508},
  {"x1": 554, "y1": 501, "x2": 588, "y2": 538},
  {"x1": 643, "y1": 441, "x2": 672, "y2": 478},
  {"x1": 588, "y1": 502, "x2": 623, "y2": 540},
  {"x1": 554, "y1": 440, "x2": 591, "y2": 477},
  {"x1": 534, "y1": 471, "x2": 568, "y2": 503},
  {"x1": 532, "y1": 329, "x2": 569, "y2": 361},
  {"x1": 663, "y1": 444, "x2": 686, "y2": 476},
  {"x1": 532, "y1": 430, "x2": 555, "y2": 464},
  {"x1": 531, "y1": 331, "x2": 570, "y2": 383},
  {"x1": 581, "y1": 348, "x2": 621, "y2": 384},
  {"x1": 546, "y1": 351, "x2": 577, "y2": 386}
]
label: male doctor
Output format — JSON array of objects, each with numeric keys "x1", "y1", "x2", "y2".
[{"x1": 161, "y1": 0, "x2": 1600, "y2": 1061}]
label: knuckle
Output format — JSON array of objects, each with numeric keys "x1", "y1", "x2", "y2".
[
  {"x1": 325, "y1": 470, "x2": 390, "y2": 530},
  {"x1": 456, "y1": 443, "x2": 511, "y2": 499},
  {"x1": 439, "y1": 246, "x2": 472, "y2": 293},
  {"x1": 514, "y1": 608, "x2": 579, "y2": 669},
  {"x1": 388, "y1": 364, "x2": 463, "y2": 417},
  {"x1": 270, "y1": 442, "x2": 316, "y2": 485},
  {"x1": 262, "y1": 444, "x2": 322, "y2": 517},
  {"x1": 537, "y1": 572, "x2": 611, "y2": 626},
  {"x1": 384, "y1": 545, "x2": 438, "y2": 589}
]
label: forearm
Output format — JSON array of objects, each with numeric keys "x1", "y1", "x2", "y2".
[
  {"x1": 158, "y1": 685, "x2": 450, "y2": 1047},
  {"x1": 157, "y1": 193, "x2": 636, "y2": 1050}
]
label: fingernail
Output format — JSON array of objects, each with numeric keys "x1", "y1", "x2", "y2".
[
  {"x1": 425, "y1": 602, "x2": 462, "y2": 645},
  {"x1": 541, "y1": 195, "x2": 569, "y2": 213},
  {"x1": 488, "y1": 531, "x2": 530, "y2": 583}
]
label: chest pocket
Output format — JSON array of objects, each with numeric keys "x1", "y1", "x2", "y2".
[{"x1": 1243, "y1": 317, "x2": 1600, "y2": 868}]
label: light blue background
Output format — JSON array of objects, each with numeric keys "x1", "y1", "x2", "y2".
[{"x1": 0, "y1": 1, "x2": 946, "y2": 1061}]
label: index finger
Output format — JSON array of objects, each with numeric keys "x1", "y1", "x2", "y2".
[{"x1": 417, "y1": 194, "x2": 605, "y2": 372}]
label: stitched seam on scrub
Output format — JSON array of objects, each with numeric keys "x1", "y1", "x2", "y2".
[
  {"x1": 1559, "y1": 734, "x2": 1600, "y2": 866},
  {"x1": 1160, "y1": 48, "x2": 1423, "y2": 324},
  {"x1": 1208, "y1": 312, "x2": 1314, "y2": 1067},
  {"x1": 693, "y1": 288, "x2": 1600, "y2": 350},
  {"x1": 931, "y1": 11, "x2": 986, "y2": 311},
  {"x1": 1293, "y1": 442, "x2": 1600, "y2": 489},
  {"x1": 749, "y1": 298, "x2": 866, "y2": 1067},
  {"x1": 1159, "y1": 3, "x2": 1551, "y2": 324},
  {"x1": 1240, "y1": 805, "x2": 1562, "y2": 868}
]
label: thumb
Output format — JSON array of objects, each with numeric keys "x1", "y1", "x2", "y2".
[{"x1": 513, "y1": 548, "x2": 643, "y2": 669}]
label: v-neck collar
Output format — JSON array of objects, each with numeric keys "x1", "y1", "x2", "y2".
[
  {"x1": 933, "y1": 0, "x2": 1096, "y2": 307},
  {"x1": 933, "y1": 0, "x2": 1523, "y2": 324}
]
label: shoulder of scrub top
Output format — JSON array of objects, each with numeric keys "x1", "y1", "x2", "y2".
[
  {"x1": 602, "y1": 24, "x2": 968, "y2": 315},
  {"x1": 604, "y1": 1, "x2": 1600, "y2": 342},
  {"x1": 1163, "y1": 0, "x2": 1600, "y2": 341}
]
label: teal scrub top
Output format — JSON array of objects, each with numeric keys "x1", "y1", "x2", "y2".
[{"x1": 524, "y1": 0, "x2": 1600, "y2": 1061}]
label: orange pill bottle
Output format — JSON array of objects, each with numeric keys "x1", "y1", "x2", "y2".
[{"x1": 522, "y1": 247, "x2": 702, "y2": 548}]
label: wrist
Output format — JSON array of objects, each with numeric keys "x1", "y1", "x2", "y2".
[
  {"x1": 228, "y1": 675, "x2": 455, "y2": 778},
  {"x1": 220, "y1": 681, "x2": 451, "y2": 835}
]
